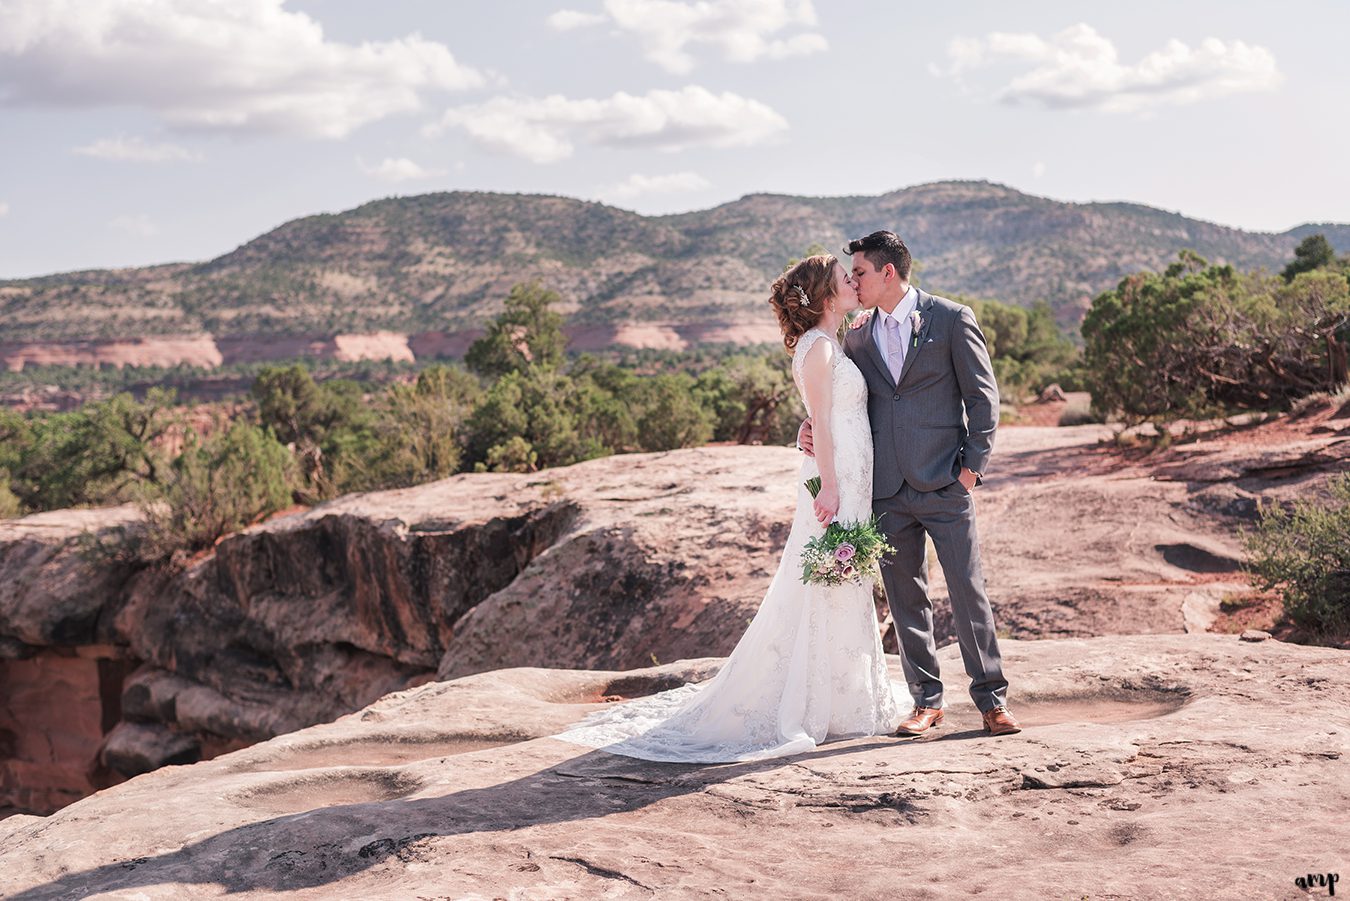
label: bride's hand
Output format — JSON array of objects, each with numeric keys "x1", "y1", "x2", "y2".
[{"x1": 813, "y1": 484, "x2": 839, "y2": 524}]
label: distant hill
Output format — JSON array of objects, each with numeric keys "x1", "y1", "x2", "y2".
[{"x1": 1, "y1": 180, "x2": 1345, "y2": 346}]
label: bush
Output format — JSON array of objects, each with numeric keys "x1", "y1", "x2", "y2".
[
  {"x1": 696, "y1": 352, "x2": 801, "y2": 445},
  {"x1": 465, "y1": 282, "x2": 567, "y2": 378},
  {"x1": 1245, "y1": 474, "x2": 1350, "y2": 639},
  {"x1": 484, "y1": 435, "x2": 538, "y2": 473},
  {"x1": 962, "y1": 298, "x2": 1080, "y2": 402},
  {"x1": 463, "y1": 366, "x2": 606, "y2": 472},
  {"x1": 1283, "y1": 234, "x2": 1338, "y2": 282},
  {"x1": 570, "y1": 359, "x2": 641, "y2": 451},
  {"x1": 138, "y1": 420, "x2": 298, "y2": 562},
  {"x1": 635, "y1": 373, "x2": 714, "y2": 451},
  {"x1": 0, "y1": 472, "x2": 20, "y2": 519},
  {"x1": 1, "y1": 390, "x2": 177, "y2": 511},
  {"x1": 1083, "y1": 251, "x2": 1350, "y2": 425},
  {"x1": 357, "y1": 364, "x2": 481, "y2": 488},
  {"x1": 251, "y1": 365, "x2": 381, "y2": 499}
]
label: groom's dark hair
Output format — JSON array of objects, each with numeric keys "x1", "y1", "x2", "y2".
[{"x1": 845, "y1": 230, "x2": 912, "y2": 280}]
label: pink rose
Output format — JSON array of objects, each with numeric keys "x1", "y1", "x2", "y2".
[
  {"x1": 842, "y1": 565, "x2": 856, "y2": 580},
  {"x1": 834, "y1": 543, "x2": 856, "y2": 563}
]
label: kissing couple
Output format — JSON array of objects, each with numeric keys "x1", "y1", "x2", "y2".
[{"x1": 556, "y1": 230, "x2": 1019, "y2": 763}]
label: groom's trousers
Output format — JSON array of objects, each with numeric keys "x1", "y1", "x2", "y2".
[{"x1": 874, "y1": 480, "x2": 1009, "y2": 713}]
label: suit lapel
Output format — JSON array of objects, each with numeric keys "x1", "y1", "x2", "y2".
[
  {"x1": 895, "y1": 289, "x2": 935, "y2": 387},
  {"x1": 862, "y1": 308, "x2": 896, "y2": 389}
]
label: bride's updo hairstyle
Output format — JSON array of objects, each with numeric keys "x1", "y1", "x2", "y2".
[{"x1": 769, "y1": 253, "x2": 838, "y2": 354}]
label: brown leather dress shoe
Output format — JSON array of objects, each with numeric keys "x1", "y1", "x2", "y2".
[
  {"x1": 895, "y1": 706, "x2": 944, "y2": 736},
  {"x1": 982, "y1": 705, "x2": 1022, "y2": 735}
]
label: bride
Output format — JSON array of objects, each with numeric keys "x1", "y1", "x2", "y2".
[{"x1": 553, "y1": 253, "x2": 911, "y2": 763}]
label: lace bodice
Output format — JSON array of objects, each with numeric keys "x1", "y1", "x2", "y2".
[{"x1": 791, "y1": 327, "x2": 873, "y2": 526}]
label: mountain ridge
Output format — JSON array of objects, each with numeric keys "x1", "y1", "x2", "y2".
[{"x1": 1, "y1": 180, "x2": 1345, "y2": 346}]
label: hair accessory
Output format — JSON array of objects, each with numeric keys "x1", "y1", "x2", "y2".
[{"x1": 789, "y1": 284, "x2": 811, "y2": 308}]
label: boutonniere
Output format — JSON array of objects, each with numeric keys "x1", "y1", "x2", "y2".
[{"x1": 909, "y1": 310, "x2": 923, "y2": 348}]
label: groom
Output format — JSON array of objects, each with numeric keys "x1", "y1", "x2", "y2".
[{"x1": 799, "y1": 230, "x2": 1020, "y2": 737}]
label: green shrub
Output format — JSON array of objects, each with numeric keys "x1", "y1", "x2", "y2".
[
  {"x1": 482, "y1": 435, "x2": 538, "y2": 473},
  {"x1": 1245, "y1": 474, "x2": 1350, "y2": 639},
  {"x1": 138, "y1": 421, "x2": 298, "y2": 562},
  {"x1": 966, "y1": 298, "x2": 1079, "y2": 401},
  {"x1": 462, "y1": 366, "x2": 605, "y2": 471},
  {"x1": 1, "y1": 390, "x2": 177, "y2": 511},
  {"x1": 251, "y1": 365, "x2": 382, "y2": 499},
  {"x1": 355, "y1": 364, "x2": 480, "y2": 488},
  {"x1": 695, "y1": 352, "x2": 801, "y2": 445},
  {"x1": 0, "y1": 472, "x2": 20, "y2": 519},
  {"x1": 464, "y1": 282, "x2": 567, "y2": 378},
  {"x1": 1083, "y1": 251, "x2": 1350, "y2": 425},
  {"x1": 636, "y1": 373, "x2": 714, "y2": 452}
]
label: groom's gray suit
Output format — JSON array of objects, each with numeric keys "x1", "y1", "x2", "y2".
[{"x1": 842, "y1": 288, "x2": 1009, "y2": 714}]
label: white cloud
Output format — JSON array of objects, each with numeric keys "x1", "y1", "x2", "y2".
[
  {"x1": 74, "y1": 135, "x2": 200, "y2": 162},
  {"x1": 430, "y1": 86, "x2": 788, "y2": 163},
  {"x1": 548, "y1": 9, "x2": 607, "y2": 30},
  {"x1": 109, "y1": 214, "x2": 158, "y2": 237},
  {"x1": 1032, "y1": 161, "x2": 1046, "y2": 178},
  {"x1": 602, "y1": 171, "x2": 710, "y2": 201},
  {"x1": 549, "y1": 0, "x2": 826, "y2": 73},
  {"x1": 359, "y1": 156, "x2": 448, "y2": 182},
  {"x1": 0, "y1": 0, "x2": 486, "y2": 139},
  {"x1": 933, "y1": 23, "x2": 1281, "y2": 113},
  {"x1": 0, "y1": 201, "x2": 9, "y2": 217}
]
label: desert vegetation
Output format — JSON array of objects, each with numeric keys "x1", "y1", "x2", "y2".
[
  {"x1": 3, "y1": 239, "x2": 1346, "y2": 642},
  {"x1": 1081, "y1": 235, "x2": 1350, "y2": 426},
  {"x1": 1246, "y1": 472, "x2": 1350, "y2": 640},
  {"x1": 0, "y1": 272, "x2": 1082, "y2": 544}
]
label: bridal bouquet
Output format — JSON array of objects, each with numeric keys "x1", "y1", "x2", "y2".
[{"x1": 800, "y1": 477, "x2": 894, "y2": 587}]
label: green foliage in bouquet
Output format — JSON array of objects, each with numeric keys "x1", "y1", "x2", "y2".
[
  {"x1": 800, "y1": 517, "x2": 895, "y2": 587},
  {"x1": 801, "y1": 476, "x2": 894, "y2": 586}
]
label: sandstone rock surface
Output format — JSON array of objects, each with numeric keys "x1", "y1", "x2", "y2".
[
  {"x1": 1, "y1": 633, "x2": 1345, "y2": 900},
  {"x1": 2, "y1": 416, "x2": 1343, "y2": 823}
]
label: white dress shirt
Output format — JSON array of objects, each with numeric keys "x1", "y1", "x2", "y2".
[{"x1": 874, "y1": 284, "x2": 919, "y2": 353}]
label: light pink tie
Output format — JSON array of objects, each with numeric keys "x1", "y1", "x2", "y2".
[{"x1": 885, "y1": 315, "x2": 905, "y2": 383}]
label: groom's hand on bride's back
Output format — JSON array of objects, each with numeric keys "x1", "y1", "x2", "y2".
[{"x1": 797, "y1": 418, "x2": 814, "y2": 456}]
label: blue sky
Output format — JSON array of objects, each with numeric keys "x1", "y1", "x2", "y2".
[{"x1": 1, "y1": 0, "x2": 1345, "y2": 278}]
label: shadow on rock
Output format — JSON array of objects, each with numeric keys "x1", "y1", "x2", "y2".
[{"x1": 5, "y1": 740, "x2": 902, "y2": 899}]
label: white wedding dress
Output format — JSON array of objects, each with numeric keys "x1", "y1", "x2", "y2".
[{"x1": 553, "y1": 328, "x2": 910, "y2": 763}]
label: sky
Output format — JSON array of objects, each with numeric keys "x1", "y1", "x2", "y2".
[{"x1": 0, "y1": 0, "x2": 1346, "y2": 279}]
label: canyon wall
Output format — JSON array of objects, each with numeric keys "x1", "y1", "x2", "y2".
[
  {"x1": 0, "y1": 446, "x2": 814, "y2": 817},
  {"x1": 0, "y1": 321, "x2": 785, "y2": 373}
]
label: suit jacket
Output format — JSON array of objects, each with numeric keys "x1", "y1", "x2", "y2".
[{"x1": 843, "y1": 288, "x2": 999, "y2": 498}]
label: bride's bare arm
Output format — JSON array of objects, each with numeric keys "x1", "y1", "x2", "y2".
[{"x1": 800, "y1": 339, "x2": 838, "y2": 525}]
